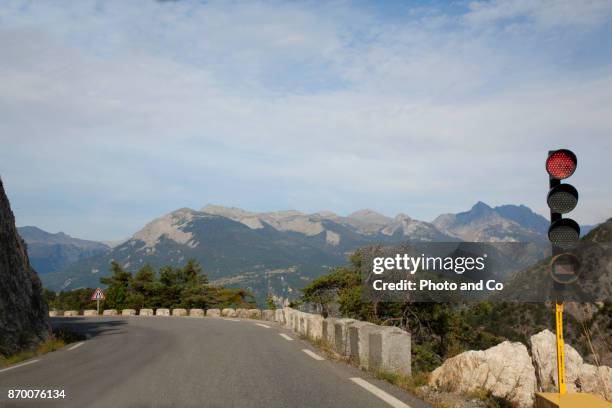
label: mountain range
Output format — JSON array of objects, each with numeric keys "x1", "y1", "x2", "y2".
[
  {"x1": 31, "y1": 202, "x2": 597, "y2": 302},
  {"x1": 17, "y1": 226, "x2": 110, "y2": 275}
]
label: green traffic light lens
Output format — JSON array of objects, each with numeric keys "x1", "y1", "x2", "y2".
[{"x1": 550, "y1": 253, "x2": 580, "y2": 284}]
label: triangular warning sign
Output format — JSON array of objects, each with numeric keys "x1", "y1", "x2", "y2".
[{"x1": 91, "y1": 288, "x2": 105, "y2": 300}]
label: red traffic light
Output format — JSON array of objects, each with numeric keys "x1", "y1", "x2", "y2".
[{"x1": 546, "y1": 149, "x2": 577, "y2": 180}]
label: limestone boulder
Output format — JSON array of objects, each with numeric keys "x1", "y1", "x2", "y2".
[
  {"x1": 578, "y1": 364, "x2": 612, "y2": 400},
  {"x1": 171, "y1": 308, "x2": 187, "y2": 317},
  {"x1": 206, "y1": 308, "x2": 221, "y2": 317},
  {"x1": 122, "y1": 309, "x2": 136, "y2": 316},
  {"x1": 530, "y1": 329, "x2": 612, "y2": 400},
  {"x1": 262, "y1": 310, "x2": 275, "y2": 321},
  {"x1": 429, "y1": 341, "x2": 536, "y2": 408},
  {"x1": 222, "y1": 308, "x2": 237, "y2": 317},
  {"x1": 155, "y1": 308, "x2": 170, "y2": 316},
  {"x1": 247, "y1": 309, "x2": 262, "y2": 320},
  {"x1": 189, "y1": 309, "x2": 204, "y2": 317},
  {"x1": 274, "y1": 309, "x2": 285, "y2": 324},
  {"x1": 64, "y1": 310, "x2": 79, "y2": 317},
  {"x1": 530, "y1": 329, "x2": 583, "y2": 392},
  {"x1": 139, "y1": 309, "x2": 154, "y2": 316},
  {"x1": 103, "y1": 309, "x2": 118, "y2": 316},
  {"x1": 83, "y1": 310, "x2": 97, "y2": 316}
]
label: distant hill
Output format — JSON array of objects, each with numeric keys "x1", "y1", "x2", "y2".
[
  {"x1": 40, "y1": 203, "x2": 571, "y2": 302},
  {"x1": 18, "y1": 226, "x2": 109, "y2": 275},
  {"x1": 432, "y1": 202, "x2": 550, "y2": 242}
]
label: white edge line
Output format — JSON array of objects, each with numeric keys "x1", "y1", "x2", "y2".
[
  {"x1": 255, "y1": 323, "x2": 271, "y2": 328},
  {"x1": 0, "y1": 359, "x2": 40, "y2": 374},
  {"x1": 68, "y1": 342, "x2": 84, "y2": 351},
  {"x1": 279, "y1": 333, "x2": 293, "y2": 341},
  {"x1": 221, "y1": 318, "x2": 240, "y2": 321},
  {"x1": 302, "y1": 349, "x2": 325, "y2": 361},
  {"x1": 349, "y1": 377, "x2": 412, "y2": 408}
]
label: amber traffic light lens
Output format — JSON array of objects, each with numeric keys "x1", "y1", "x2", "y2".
[{"x1": 547, "y1": 184, "x2": 578, "y2": 214}]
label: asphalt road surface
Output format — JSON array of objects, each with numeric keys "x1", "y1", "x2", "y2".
[{"x1": 2, "y1": 316, "x2": 431, "y2": 408}]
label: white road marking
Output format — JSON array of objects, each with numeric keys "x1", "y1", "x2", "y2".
[
  {"x1": 0, "y1": 359, "x2": 40, "y2": 374},
  {"x1": 222, "y1": 318, "x2": 240, "y2": 322},
  {"x1": 68, "y1": 342, "x2": 84, "y2": 351},
  {"x1": 279, "y1": 333, "x2": 293, "y2": 341},
  {"x1": 255, "y1": 323, "x2": 270, "y2": 328},
  {"x1": 349, "y1": 377, "x2": 412, "y2": 408},
  {"x1": 302, "y1": 349, "x2": 325, "y2": 361}
]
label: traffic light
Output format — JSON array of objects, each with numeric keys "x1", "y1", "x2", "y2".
[
  {"x1": 545, "y1": 149, "x2": 580, "y2": 397},
  {"x1": 546, "y1": 149, "x2": 580, "y2": 254}
]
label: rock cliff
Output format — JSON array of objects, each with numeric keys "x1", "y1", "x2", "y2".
[{"x1": 0, "y1": 179, "x2": 49, "y2": 357}]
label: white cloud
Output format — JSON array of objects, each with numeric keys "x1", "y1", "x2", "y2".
[{"x1": 0, "y1": 0, "x2": 610, "y2": 239}]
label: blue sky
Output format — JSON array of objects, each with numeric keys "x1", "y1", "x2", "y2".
[{"x1": 1, "y1": 0, "x2": 611, "y2": 240}]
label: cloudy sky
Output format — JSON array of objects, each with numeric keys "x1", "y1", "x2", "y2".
[{"x1": 1, "y1": 0, "x2": 611, "y2": 241}]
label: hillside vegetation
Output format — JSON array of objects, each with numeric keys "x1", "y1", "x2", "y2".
[
  {"x1": 45, "y1": 259, "x2": 256, "y2": 311},
  {"x1": 300, "y1": 220, "x2": 612, "y2": 372}
]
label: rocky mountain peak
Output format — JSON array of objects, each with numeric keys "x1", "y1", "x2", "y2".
[{"x1": 132, "y1": 208, "x2": 200, "y2": 248}]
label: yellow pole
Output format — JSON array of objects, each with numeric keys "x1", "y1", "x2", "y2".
[{"x1": 555, "y1": 301, "x2": 566, "y2": 395}]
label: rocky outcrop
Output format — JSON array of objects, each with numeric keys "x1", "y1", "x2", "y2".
[
  {"x1": 530, "y1": 329, "x2": 611, "y2": 401},
  {"x1": 429, "y1": 341, "x2": 537, "y2": 408},
  {"x1": 0, "y1": 179, "x2": 49, "y2": 356}
]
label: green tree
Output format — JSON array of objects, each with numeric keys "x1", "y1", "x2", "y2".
[
  {"x1": 266, "y1": 293, "x2": 277, "y2": 310},
  {"x1": 100, "y1": 261, "x2": 132, "y2": 309}
]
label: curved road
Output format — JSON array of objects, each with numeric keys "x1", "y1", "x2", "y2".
[{"x1": 2, "y1": 317, "x2": 430, "y2": 408}]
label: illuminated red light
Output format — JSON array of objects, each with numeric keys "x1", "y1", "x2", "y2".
[{"x1": 546, "y1": 150, "x2": 577, "y2": 180}]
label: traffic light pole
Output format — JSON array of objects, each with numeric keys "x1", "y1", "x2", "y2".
[{"x1": 549, "y1": 155, "x2": 566, "y2": 396}]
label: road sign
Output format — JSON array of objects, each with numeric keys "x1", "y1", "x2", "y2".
[{"x1": 91, "y1": 288, "x2": 105, "y2": 300}]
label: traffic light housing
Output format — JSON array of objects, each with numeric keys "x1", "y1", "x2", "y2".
[{"x1": 546, "y1": 149, "x2": 580, "y2": 282}]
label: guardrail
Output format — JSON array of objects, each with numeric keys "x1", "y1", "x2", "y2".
[{"x1": 48, "y1": 307, "x2": 411, "y2": 377}]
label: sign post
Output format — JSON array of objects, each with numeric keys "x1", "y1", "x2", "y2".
[{"x1": 91, "y1": 288, "x2": 106, "y2": 315}]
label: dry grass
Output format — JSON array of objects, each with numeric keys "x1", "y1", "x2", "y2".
[{"x1": 0, "y1": 337, "x2": 66, "y2": 369}]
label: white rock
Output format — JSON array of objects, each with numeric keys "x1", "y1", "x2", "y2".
[
  {"x1": 530, "y1": 329, "x2": 612, "y2": 400},
  {"x1": 171, "y1": 308, "x2": 187, "y2": 317},
  {"x1": 530, "y1": 329, "x2": 583, "y2": 392},
  {"x1": 189, "y1": 309, "x2": 205, "y2": 317},
  {"x1": 155, "y1": 308, "x2": 170, "y2": 316},
  {"x1": 429, "y1": 341, "x2": 536, "y2": 408},
  {"x1": 222, "y1": 308, "x2": 237, "y2": 317},
  {"x1": 578, "y1": 364, "x2": 612, "y2": 400},
  {"x1": 206, "y1": 308, "x2": 221, "y2": 317}
]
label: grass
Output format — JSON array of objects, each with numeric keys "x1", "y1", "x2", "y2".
[
  {"x1": 0, "y1": 328, "x2": 84, "y2": 369},
  {"x1": 0, "y1": 338, "x2": 65, "y2": 368},
  {"x1": 374, "y1": 370, "x2": 429, "y2": 394}
]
